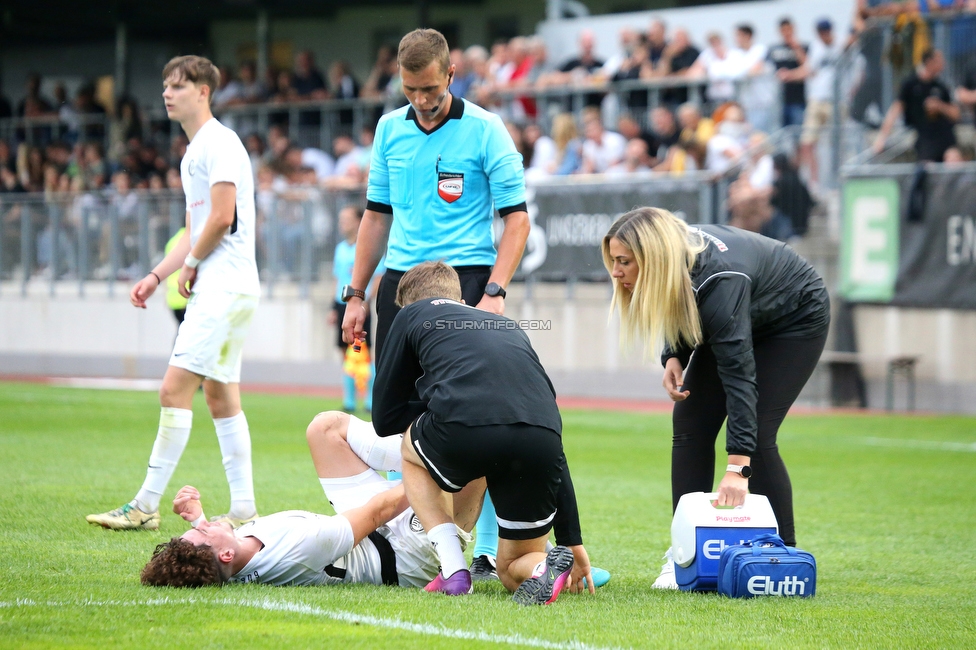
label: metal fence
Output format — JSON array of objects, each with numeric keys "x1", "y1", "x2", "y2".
[
  {"x1": 0, "y1": 175, "x2": 729, "y2": 295},
  {"x1": 0, "y1": 154, "x2": 832, "y2": 296},
  {"x1": 0, "y1": 187, "x2": 365, "y2": 299},
  {"x1": 0, "y1": 77, "x2": 788, "y2": 157}
]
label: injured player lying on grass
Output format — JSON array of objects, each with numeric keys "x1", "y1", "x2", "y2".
[{"x1": 141, "y1": 411, "x2": 482, "y2": 588}]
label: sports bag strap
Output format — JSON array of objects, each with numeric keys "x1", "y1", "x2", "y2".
[{"x1": 746, "y1": 533, "x2": 799, "y2": 555}]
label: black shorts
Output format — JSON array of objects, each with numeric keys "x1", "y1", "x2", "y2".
[{"x1": 410, "y1": 411, "x2": 564, "y2": 541}]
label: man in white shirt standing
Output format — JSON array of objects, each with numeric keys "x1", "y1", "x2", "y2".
[
  {"x1": 580, "y1": 107, "x2": 627, "y2": 174},
  {"x1": 87, "y1": 55, "x2": 260, "y2": 531},
  {"x1": 797, "y1": 19, "x2": 843, "y2": 187},
  {"x1": 732, "y1": 24, "x2": 775, "y2": 134}
]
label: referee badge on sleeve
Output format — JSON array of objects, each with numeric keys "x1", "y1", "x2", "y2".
[{"x1": 437, "y1": 172, "x2": 463, "y2": 203}]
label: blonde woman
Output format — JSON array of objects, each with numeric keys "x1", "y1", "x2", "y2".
[
  {"x1": 529, "y1": 113, "x2": 583, "y2": 178},
  {"x1": 603, "y1": 208, "x2": 829, "y2": 588}
]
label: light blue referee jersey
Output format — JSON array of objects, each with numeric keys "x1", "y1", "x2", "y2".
[{"x1": 366, "y1": 96, "x2": 526, "y2": 272}]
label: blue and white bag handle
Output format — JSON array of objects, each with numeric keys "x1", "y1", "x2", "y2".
[{"x1": 746, "y1": 533, "x2": 798, "y2": 556}]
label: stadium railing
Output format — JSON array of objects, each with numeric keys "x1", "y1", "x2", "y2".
[
  {"x1": 0, "y1": 169, "x2": 763, "y2": 297},
  {"x1": 0, "y1": 187, "x2": 364, "y2": 299},
  {"x1": 1, "y1": 73, "x2": 812, "y2": 156}
]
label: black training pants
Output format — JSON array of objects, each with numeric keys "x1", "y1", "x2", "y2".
[{"x1": 671, "y1": 333, "x2": 827, "y2": 546}]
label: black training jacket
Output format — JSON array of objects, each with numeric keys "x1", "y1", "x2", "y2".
[
  {"x1": 372, "y1": 298, "x2": 562, "y2": 435},
  {"x1": 661, "y1": 225, "x2": 830, "y2": 455}
]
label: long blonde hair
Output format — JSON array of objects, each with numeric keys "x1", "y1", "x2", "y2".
[
  {"x1": 550, "y1": 113, "x2": 578, "y2": 158},
  {"x1": 602, "y1": 207, "x2": 706, "y2": 356}
]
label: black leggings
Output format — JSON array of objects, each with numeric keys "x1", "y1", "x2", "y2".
[{"x1": 671, "y1": 333, "x2": 827, "y2": 546}]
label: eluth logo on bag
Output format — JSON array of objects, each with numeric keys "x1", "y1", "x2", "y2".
[
  {"x1": 747, "y1": 575, "x2": 808, "y2": 596},
  {"x1": 438, "y1": 172, "x2": 463, "y2": 203}
]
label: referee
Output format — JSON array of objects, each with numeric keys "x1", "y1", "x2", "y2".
[
  {"x1": 339, "y1": 27, "x2": 529, "y2": 353},
  {"x1": 340, "y1": 27, "x2": 530, "y2": 580}
]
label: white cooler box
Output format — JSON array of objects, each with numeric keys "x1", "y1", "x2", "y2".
[{"x1": 671, "y1": 491, "x2": 779, "y2": 591}]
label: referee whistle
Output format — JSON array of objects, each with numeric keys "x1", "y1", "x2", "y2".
[{"x1": 353, "y1": 337, "x2": 363, "y2": 353}]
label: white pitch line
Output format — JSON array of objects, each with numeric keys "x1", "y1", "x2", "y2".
[
  {"x1": 49, "y1": 377, "x2": 162, "y2": 392},
  {"x1": 860, "y1": 437, "x2": 976, "y2": 452},
  {"x1": 0, "y1": 597, "x2": 626, "y2": 650}
]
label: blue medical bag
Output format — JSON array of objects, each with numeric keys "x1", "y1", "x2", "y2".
[{"x1": 717, "y1": 533, "x2": 817, "y2": 598}]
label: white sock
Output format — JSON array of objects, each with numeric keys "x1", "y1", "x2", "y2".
[
  {"x1": 214, "y1": 411, "x2": 255, "y2": 519},
  {"x1": 345, "y1": 416, "x2": 403, "y2": 472},
  {"x1": 428, "y1": 522, "x2": 467, "y2": 577},
  {"x1": 531, "y1": 560, "x2": 546, "y2": 578},
  {"x1": 319, "y1": 469, "x2": 378, "y2": 508},
  {"x1": 135, "y1": 407, "x2": 193, "y2": 513}
]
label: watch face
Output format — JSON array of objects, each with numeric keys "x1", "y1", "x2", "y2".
[
  {"x1": 741, "y1": 465, "x2": 753, "y2": 479},
  {"x1": 485, "y1": 282, "x2": 505, "y2": 298}
]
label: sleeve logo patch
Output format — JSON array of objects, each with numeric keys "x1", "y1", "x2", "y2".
[
  {"x1": 437, "y1": 172, "x2": 463, "y2": 203},
  {"x1": 409, "y1": 514, "x2": 425, "y2": 533}
]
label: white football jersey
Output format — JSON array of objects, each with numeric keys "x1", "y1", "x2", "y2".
[
  {"x1": 228, "y1": 511, "x2": 384, "y2": 586},
  {"x1": 180, "y1": 117, "x2": 260, "y2": 296}
]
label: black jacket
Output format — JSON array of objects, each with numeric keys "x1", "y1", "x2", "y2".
[
  {"x1": 372, "y1": 298, "x2": 562, "y2": 436},
  {"x1": 662, "y1": 225, "x2": 829, "y2": 455},
  {"x1": 372, "y1": 298, "x2": 582, "y2": 545}
]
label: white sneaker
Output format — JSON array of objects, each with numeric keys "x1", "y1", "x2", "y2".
[{"x1": 651, "y1": 547, "x2": 678, "y2": 589}]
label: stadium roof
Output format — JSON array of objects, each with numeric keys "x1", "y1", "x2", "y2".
[{"x1": 0, "y1": 0, "x2": 484, "y2": 44}]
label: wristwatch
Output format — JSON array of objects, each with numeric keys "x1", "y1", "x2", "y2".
[
  {"x1": 726, "y1": 464, "x2": 753, "y2": 479},
  {"x1": 341, "y1": 285, "x2": 366, "y2": 302},
  {"x1": 484, "y1": 282, "x2": 507, "y2": 299}
]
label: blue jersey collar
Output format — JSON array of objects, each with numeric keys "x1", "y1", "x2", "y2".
[{"x1": 405, "y1": 94, "x2": 465, "y2": 135}]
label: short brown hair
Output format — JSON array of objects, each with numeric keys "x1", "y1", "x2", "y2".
[
  {"x1": 397, "y1": 29, "x2": 450, "y2": 74},
  {"x1": 141, "y1": 538, "x2": 225, "y2": 588},
  {"x1": 162, "y1": 55, "x2": 220, "y2": 104},
  {"x1": 395, "y1": 261, "x2": 462, "y2": 307}
]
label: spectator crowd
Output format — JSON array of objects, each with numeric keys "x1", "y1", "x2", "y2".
[{"x1": 2, "y1": 1, "x2": 976, "y2": 279}]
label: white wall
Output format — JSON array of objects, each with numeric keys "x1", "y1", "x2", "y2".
[
  {"x1": 0, "y1": 279, "x2": 642, "y2": 371},
  {"x1": 7, "y1": 278, "x2": 976, "y2": 381},
  {"x1": 5, "y1": 279, "x2": 976, "y2": 410}
]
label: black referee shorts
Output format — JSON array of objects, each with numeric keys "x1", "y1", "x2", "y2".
[
  {"x1": 375, "y1": 265, "x2": 490, "y2": 360},
  {"x1": 410, "y1": 411, "x2": 565, "y2": 541}
]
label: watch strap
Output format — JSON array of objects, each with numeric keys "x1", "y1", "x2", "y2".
[
  {"x1": 342, "y1": 286, "x2": 366, "y2": 302},
  {"x1": 485, "y1": 282, "x2": 507, "y2": 299},
  {"x1": 726, "y1": 464, "x2": 751, "y2": 477}
]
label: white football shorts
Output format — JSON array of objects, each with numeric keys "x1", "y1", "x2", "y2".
[
  {"x1": 169, "y1": 291, "x2": 258, "y2": 383},
  {"x1": 324, "y1": 467, "x2": 458, "y2": 589}
]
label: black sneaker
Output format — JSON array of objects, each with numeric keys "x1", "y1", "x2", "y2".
[
  {"x1": 511, "y1": 545, "x2": 574, "y2": 606},
  {"x1": 469, "y1": 554, "x2": 498, "y2": 581}
]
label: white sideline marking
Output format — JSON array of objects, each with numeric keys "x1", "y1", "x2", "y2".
[
  {"x1": 50, "y1": 377, "x2": 162, "y2": 392},
  {"x1": 0, "y1": 597, "x2": 624, "y2": 650},
  {"x1": 860, "y1": 437, "x2": 976, "y2": 452}
]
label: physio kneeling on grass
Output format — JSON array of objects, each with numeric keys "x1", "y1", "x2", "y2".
[
  {"x1": 371, "y1": 261, "x2": 596, "y2": 605},
  {"x1": 602, "y1": 207, "x2": 829, "y2": 589}
]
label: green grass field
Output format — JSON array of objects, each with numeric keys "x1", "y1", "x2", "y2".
[{"x1": 1, "y1": 381, "x2": 974, "y2": 649}]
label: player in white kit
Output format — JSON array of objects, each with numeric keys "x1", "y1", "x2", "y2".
[
  {"x1": 141, "y1": 412, "x2": 483, "y2": 588},
  {"x1": 87, "y1": 56, "x2": 261, "y2": 530}
]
